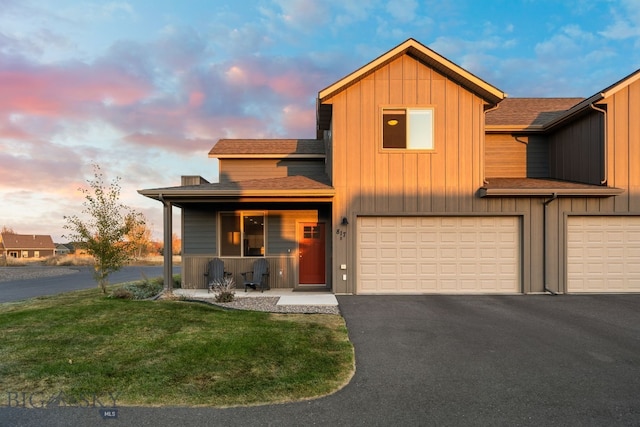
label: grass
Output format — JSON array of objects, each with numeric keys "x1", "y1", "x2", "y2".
[{"x1": 0, "y1": 287, "x2": 354, "y2": 407}]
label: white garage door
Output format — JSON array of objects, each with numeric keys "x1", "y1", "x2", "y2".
[
  {"x1": 357, "y1": 216, "x2": 520, "y2": 294},
  {"x1": 567, "y1": 216, "x2": 640, "y2": 293}
]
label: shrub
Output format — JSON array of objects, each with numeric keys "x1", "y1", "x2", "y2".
[
  {"x1": 111, "y1": 288, "x2": 134, "y2": 299},
  {"x1": 111, "y1": 275, "x2": 163, "y2": 300},
  {"x1": 172, "y1": 274, "x2": 182, "y2": 289},
  {"x1": 43, "y1": 255, "x2": 95, "y2": 266},
  {"x1": 209, "y1": 276, "x2": 236, "y2": 303}
]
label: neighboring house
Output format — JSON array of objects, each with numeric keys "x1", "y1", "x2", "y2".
[
  {"x1": 55, "y1": 243, "x2": 72, "y2": 255},
  {"x1": 0, "y1": 233, "x2": 56, "y2": 259},
  {"x1": 140, "y1": 38, "x2": 640, "y2": 294}
]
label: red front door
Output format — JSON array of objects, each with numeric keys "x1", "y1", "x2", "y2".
[{"x1": 299, "y1": 223, "x2": 325, "y2": 285}]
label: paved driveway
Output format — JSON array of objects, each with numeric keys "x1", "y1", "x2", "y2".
[{"x1": 3, "y1": 295, "x2": 640, "y2": 426}]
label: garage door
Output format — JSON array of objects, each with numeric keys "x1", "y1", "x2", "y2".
[
  {"x1": 567, "y1": 216, "x2": 640, "y2": 293},
  {"x1": 357, "y1": 216, "x2": 520, "y2": 294}
]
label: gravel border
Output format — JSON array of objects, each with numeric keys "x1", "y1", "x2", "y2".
[{"x1": 188, "y1": 296, "x2": 341, "y2": 315}]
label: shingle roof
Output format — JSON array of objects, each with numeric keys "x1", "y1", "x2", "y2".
[
  {"x1": 182, "y1": 175, "x2": 332, "y2": 191},
  {"x1": 139, "y1": 175, "x2": 334, "y2": 202},
  {"x1": 486, "y1": 98, "x2": 584, "y2": 128},
  {"x1": 1, "y1": 233, "x2": 55, "y2": 250},
  {"x1": 209, "y1": 139, "x2": 325, "y2": 157}
]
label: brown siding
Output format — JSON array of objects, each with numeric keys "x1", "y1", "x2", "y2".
[
  {"x1": 219, "y1": 159, "x2": 326, "y2": 182},
  {"x1": 485, "y1": 134, "x2": 549, "y2": 178},
  {"x1": 324, "y1": 55, "x2": 490, "y2": 294},
  {"x1": 323, "y1": 52, "x2": 640, "y2": 295}
]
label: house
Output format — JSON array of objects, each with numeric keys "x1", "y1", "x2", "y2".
[
  {"x1": 55, "y1": 243, "x2": 72, "y2": 255},
  {"x1": 140, "y1": 38, "x2": 640, "y2": 294},
  {"x1": 0, "y1": 233, "x2": 56, "y2": 259}
]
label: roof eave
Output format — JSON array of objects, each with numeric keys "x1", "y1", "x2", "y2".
[
  {"x1": 318, "y1": 38, "x2": 505, "y2": 105},
  {"x1": 138, "y1": 188, "x2": 335, "y2": 201},
  {"x1": 485, "y1": 125, "x2": 546, "y2": 133},
  {"x1": 209, "y1": 154, "x2": 326, "y2": 159},
  {"x1": 479, "y1": 187, "x2": 624, "y2": 197},
  {"x1": 542, "y1": 93, "x2": 604, "y2": 131}
]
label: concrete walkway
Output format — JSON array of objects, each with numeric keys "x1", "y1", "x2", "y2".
[{"x1": 173, "y1": 288, "x2": 339, "y2": 306}]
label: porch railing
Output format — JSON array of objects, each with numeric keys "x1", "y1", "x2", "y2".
[{"x1": 181, "y1": 255, "x2": 297, "y2": 289}]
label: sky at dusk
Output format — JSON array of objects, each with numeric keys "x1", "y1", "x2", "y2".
[{"x1": 2, "y1": 0, "x2": 640, "y2": 242}]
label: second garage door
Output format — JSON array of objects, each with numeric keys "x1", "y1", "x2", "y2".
[
  {"x1": 567, "y1": 216, "x2": 640, "y2": 293},
  {"x1": 357, "y1": 216, "x2": 521, "y2": 294}
]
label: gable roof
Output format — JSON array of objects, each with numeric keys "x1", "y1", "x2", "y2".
[
  {"x1": 209, "y1": 139, "x2": 325, "y2": 159},
  {"x1": 1, "y1": 233, "x2": 55, "y2": 250},
  {"x1": 486, "y1": 98, "x2": 584, "y2": 131},
  {"x1": 318, "y1": 38, "x2": 506, "y2": 105}
]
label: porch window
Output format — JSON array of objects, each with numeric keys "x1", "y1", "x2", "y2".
[
  {"x1": 382, "y1": 107, "x2": 434, "y2": 150},
  {"x1": 220, "y1": 212, "x2": 265, "y2": 257}
]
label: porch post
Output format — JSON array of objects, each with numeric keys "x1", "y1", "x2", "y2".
[{"x1": 163, "y1": 199, "x2": 173, "y2": 292}]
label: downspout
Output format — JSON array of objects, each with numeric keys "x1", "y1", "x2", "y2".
[
  {"x1": 543, "y1": 193, "x2": 558, "y2": 295},
  {"x1": 482, "y1": 103, "x2": 501, "y2": 184},
  {"x1": 589, "y1": 103, "x2": 608, "y2": 185}
]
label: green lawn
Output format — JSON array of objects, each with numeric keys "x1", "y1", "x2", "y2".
[{"x1": 0, "y1": 288, "x2": 354, "y2": 407}]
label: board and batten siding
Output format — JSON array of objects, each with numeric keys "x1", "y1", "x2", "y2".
[
  {"x1": 324, "y1": 54, "x2": 492, "y2": 293},
  {"x1": 543, "y1": 79, "x2": 640, "y2": 293},
  {"x1": 548, "y1": 111, "x2": 604, "y2": 185},
  {"x1": 219, "y1": 159, "x2": 326, "y2": 182}
]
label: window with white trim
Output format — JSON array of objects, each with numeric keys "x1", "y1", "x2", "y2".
[
  {"x1": 220, "y1": 212, "x2": 265, "y2": 257},
  {"x1": 382, "y1": 107, "x2": 434, "y2": 150}
]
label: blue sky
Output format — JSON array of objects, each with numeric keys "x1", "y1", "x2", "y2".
[{"x1": 2, "y1": 0, "x2": 640, "y2": 241}]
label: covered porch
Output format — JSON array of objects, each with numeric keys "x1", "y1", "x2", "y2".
[{"x1": 138, "y1": 176, "x2": 335, "y2": 294}]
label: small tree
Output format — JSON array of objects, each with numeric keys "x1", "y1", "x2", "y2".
[
  {"x1": 126, "y1": 218, "x2": 153, "y2": 259},
  {"x1": 63, "y1": 165, "x2": 145, "y2": 293},
  {"x1": 171, "y1": 233, "x2": 182, "y2": 255}
]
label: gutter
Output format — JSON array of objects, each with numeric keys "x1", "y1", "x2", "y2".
[
  {"x1": 542, "y1": 193, "x2": 558, "y2": 295},
  {"x1": 589, "y1": 103, "x2": 608, "y2": 185}
]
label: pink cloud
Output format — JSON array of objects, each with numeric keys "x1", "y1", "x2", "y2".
[
  {"x1": 0, "y1": 58, "x2": 153, "y2": 118},
  {"x1": 281, "y1": 104, "x2": 315, "y2": 136}
]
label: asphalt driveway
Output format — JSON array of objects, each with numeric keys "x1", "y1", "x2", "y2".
[{"x1": 3, "y1": 295, "x2": 640, "y2": 426}]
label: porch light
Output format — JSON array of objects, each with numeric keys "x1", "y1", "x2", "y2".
[{"x1": 341, "y1": 217, "x2": 349, "y2": 226}]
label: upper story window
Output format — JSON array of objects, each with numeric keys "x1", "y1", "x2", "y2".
[{"x1": 382, "y1": 107, "x2": 434, "y2": 150}]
